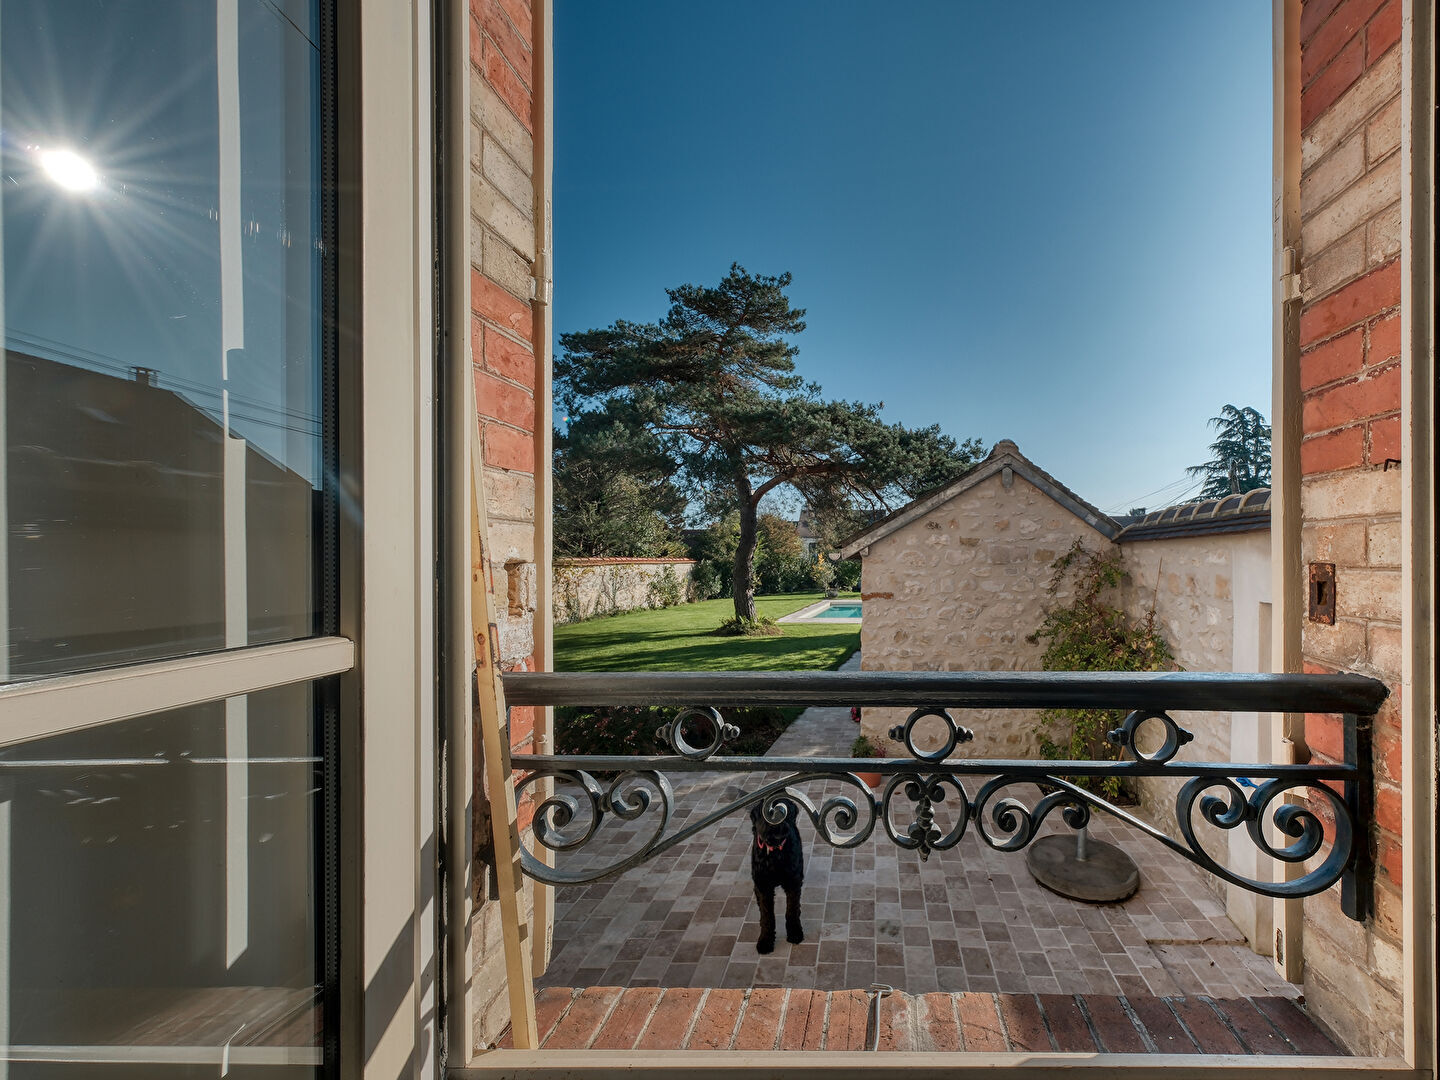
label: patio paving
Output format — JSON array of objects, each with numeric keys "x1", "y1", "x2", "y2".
[{"x1": 536, "y1": 654, "x2": 1298, "y2": 1001}]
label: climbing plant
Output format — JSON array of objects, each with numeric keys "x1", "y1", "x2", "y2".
[{"x1": 1027, "y1": 541, "x2": 1174, "y2": 798}]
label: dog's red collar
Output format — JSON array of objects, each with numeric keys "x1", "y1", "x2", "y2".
[{"x1": 755, "y1": 837, "x2": 787, "y2": 854}]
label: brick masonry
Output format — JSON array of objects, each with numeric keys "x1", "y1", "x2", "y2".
[
  {"x1": 496, "y1": 987, "x2": 1343, "y2": 1055},
  {"x1": 468, "y1": 0, "x2": 544, "y2": 1050},
  {"x1": 1295, "y1": 0, "x2": 1403, "y2": 1057}
]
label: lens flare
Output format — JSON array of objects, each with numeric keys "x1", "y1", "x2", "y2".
[{"x1": 39, "y1": 148, "x2": 99, "y2": 192}]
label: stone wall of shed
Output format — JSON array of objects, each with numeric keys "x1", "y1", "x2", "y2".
[
  {"x1": 1118, "y1": 530, "x2": 1271, "y2": 942},
  {"x1": 857, "y1": 471, "x2": 1109, "y2": 758}
]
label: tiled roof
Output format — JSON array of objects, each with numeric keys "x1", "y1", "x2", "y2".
[{"x1": 1115, "y1": 488, "x2": 1271, "y2": 543}]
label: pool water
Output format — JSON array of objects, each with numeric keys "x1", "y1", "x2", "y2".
[{"x1": 820, "y1": 602, "x2": 862, "y2": 618}]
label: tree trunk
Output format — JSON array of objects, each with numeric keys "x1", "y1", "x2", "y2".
[{"x1": 732, "y1": 497, "x2": 759, "y2": 623}]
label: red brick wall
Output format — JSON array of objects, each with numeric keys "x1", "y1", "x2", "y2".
[
  {"x1": 1295, "y1": 0, "x2": 1403, "y2": 1056},
  {"x1": 469, "y1": 0, "x2": 539, "y2": 754},
  {"x1": 469, "y1": 0, "x2": 545, "y2": 1048}
]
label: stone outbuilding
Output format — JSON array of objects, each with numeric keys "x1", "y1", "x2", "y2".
[
  {"x1": 836, "y1": 440, "x2": 1120, "y2": 758},
  {"x1": 838, "y1": 441, "x2": 1282, "y2": 957}
]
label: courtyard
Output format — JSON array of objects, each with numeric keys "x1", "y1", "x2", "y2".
[{"x1": 536, "y1": 657, "x2": 1295, "y2": 1003}]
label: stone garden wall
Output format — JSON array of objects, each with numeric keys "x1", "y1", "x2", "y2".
[{"x1": 553, "y1": 557, "x2": 696, "y2": 624}]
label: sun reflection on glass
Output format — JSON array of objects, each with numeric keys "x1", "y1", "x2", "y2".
[{"x1": 38, "y1": 147, "x2": 100, "y2": 192}]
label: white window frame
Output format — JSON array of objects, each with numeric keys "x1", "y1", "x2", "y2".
[
  {"x1": 0, "y1": 0, "x2": 446, "y2": 1076},
  {"x1": 443, "y1": 0, "x2": 1438, "y2": 1078}
]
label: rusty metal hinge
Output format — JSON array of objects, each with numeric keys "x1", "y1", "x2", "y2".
[{"x1": 1280, "y1": 246, "x2": 1302, "y2": 303}]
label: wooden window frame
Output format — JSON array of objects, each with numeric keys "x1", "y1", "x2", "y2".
[{"x1": 443, "y1": 0, "x2": 1438, "y2": 1077}]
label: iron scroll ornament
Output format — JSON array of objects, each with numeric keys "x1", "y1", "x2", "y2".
[
  {"x1": 509, "y1": 699, "x2": 1366, "y2": 906},
  {"x1": 513, "y1": 771, "x2": 1357, "y2": 900},
  {"x1": 516, "y1": 769, "x2": 881, "y2": 886}
]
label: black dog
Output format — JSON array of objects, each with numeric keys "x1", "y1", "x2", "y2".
[{"x1": 750, "y1": 795, "x2": 805, "y2": 954}]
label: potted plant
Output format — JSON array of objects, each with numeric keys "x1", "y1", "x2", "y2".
[
  {"x1": 850, "y1": 733, "x2": 885, "y2": 789},
  {"x1": 1023, "y1": 541, "x2": 1174, "y2": 903}
]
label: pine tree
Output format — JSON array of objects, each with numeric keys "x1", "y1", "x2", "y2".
[
  {"x1": 1185, "y1": 405, "x2": 1272, "y2": 498},
  {"x1": 558, "y1": 264, "x2": 980, "y2": 625}
]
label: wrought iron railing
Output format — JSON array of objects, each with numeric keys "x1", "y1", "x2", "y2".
[{"x1": 501, "y1": 670, "x2": 1387, "y2": 922}]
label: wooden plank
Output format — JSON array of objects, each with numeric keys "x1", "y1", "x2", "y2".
[{"x1": 471, "y1": 411, "x2": 538, "y2": 1049}]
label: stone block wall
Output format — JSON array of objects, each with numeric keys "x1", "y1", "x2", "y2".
[
  {"x1": 1294, "y1": 0, "x2": 1403, "y2": 1056},
  {"x1": 1117, "y1": 529, "x2": 1271, "y2": 945},
  {"x1": 857, "y1": 471, "x2": 1110, "y2": 758},
  {"x1": 553, "y1": 558, "x2": 697, "y2": 624},
  {"x1": 468, "y1": 0, "x2": 545, "y2": 1049}
]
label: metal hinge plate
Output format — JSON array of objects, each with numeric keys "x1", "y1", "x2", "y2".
[{"x1": 1281, "y1": 246, "x2": 1302, "y2": 303}]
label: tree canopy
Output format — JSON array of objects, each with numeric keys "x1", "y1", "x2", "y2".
[
  {"x1": 553, "y1": 421, "x2": 686, "y2": 558},
  {"x1": 1185, "y1": 404, "x2": 1272, "y2": 499},
  {"x1": 557, "y1": 264, "x2": 981, "y2": 622}
]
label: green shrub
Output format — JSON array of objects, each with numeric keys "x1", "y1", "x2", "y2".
[
  {"x1": 689, "y1": 559, "x2": 723, "y2": 599},
  {"x1": 646, "y1": 565, "x2": 685, "y2": 609},
  {"x1": 714, "y1": 614, "x2": 783, "y2": 637},
  {"x1": 832, "y1": 558, "x2": 861, "y2": 591},
  {"x1": 810, "y1": 556, "x2": 836, "y2": 594},
  {"x1": 1028, "y1": 540, "x2": 1174, "y2": 799},
  {"x1": 850, "y1": 734, "x2": 885, "y2": 758},
  {"x1": 556, "y1": 704, "x2": 800, "y2": 758}
]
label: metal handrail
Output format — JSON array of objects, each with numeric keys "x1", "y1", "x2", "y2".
[
  {"x1": 503, "y1": 669, "x2": 1387, "y2": 713},
  {"x1": 499, "y1": 669, "x2": 1385, "y2": 921}
]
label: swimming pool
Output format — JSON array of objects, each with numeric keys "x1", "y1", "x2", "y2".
[{"x1": 777, "y1": 599, "x2": 863, "y2": 623}]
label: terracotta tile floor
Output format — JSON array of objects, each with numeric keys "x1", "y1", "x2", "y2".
[{"x1": 535, "y1": 655, "x2": 1299, "y2": 1002}]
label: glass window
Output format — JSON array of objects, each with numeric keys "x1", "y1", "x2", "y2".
[
  {"x1": 0, "y1": 680, "x2": 330, "y2": 1076},
  {"x1": 0, "y1": 0, "x2": 332, "y2": 680}
]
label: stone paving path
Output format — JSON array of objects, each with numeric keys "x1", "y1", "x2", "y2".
[{"x1": 537, "y1": 654, "x2": 1297, "y2": 1001}]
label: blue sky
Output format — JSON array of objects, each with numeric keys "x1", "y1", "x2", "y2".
[{"x1": 553, "y1": 1, "x2": 1272, "y2": 515}]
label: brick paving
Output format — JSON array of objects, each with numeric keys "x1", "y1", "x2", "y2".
[
  {"x1": 536, "y1": 653, "x2": 1299, "y2": 1001},
  {"x1": 501, "y1": 987, "x2": 1343, "y2": 1054}
]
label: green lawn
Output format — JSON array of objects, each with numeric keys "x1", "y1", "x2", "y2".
[{"x1": 554, "y1": 592, "x2": 860, "y2": 672}]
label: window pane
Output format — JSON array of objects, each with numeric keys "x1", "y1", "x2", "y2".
[
  {"x1": 0, "y1": 680, "x2": 329, "y2": 1076},
  {"x1": 0, "y1": 0, "x2": 332, "y2": 680}
]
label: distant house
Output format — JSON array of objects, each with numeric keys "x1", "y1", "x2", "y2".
[
  {"x1": 795, "y1": 507, "x2": 820, "y2": 558},
  {"x1": 6, "y1": 351, "x2": 318, "y2": 678}
]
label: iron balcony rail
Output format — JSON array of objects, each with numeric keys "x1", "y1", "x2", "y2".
[{"x1": 501, "y1": 670, "x2": 1388, "y2": 921}]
